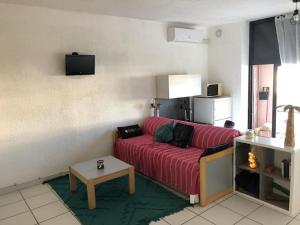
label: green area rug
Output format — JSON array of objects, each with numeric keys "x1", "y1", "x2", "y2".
[{"x1": 47, "y1": 173, "x2": 189, "y2": 225}]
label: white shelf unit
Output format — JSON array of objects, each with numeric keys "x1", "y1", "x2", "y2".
[
  {"x1": 193, "y1": 96, "x2": 232, "y2": 126},
  {"x1": 234, "y1": 136, "x2": 300, "y2": 216}
]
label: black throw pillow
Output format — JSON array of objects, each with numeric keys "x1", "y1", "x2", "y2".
[
  {"x1": 117, "y1": 125, "x2": 143, "y2": 139},
  {"x1": 201, "y1": 143, "x2": 230, "y2": 158},
  {"x1": 171, "y1": 123, "x2": 194, "y2": 148}
]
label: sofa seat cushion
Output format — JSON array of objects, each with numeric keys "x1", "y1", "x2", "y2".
[
  {"x1": 115, "y1": 135, "x2": 205, "y2": 195},
  {"x1": 149, "y1": 145, "x2": 204, "y2": 195},
  {"x1": 115, "y1": 134, "x2": 154, "y2": 169}
]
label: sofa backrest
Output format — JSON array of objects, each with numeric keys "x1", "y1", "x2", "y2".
[
  {"x1": 143, "y1": 117, "x2": 240, "y2": 148},
  {"x1": 191, "y1": 123, "x2": 241, "y2": 149},
  {"x1": 143, "y1": 117, "x2": 173, "y2": 136},
  {"x1": 172, "y1": 119, "x2": 240, "y2": 148}
]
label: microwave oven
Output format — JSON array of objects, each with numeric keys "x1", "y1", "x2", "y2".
[{"x1": 207, "y1": 83, "x2": 223, "y2": 97}]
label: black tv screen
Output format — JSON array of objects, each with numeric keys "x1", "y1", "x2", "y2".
[{"x1": 65, "y1": 54, "x2": 95, "y2": 75}]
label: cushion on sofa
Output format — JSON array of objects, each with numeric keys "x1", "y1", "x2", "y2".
[
  {"x1": 172, "y1": 123, "x2": 194, "y2": 148},
  {"x1": 143, "y1": 117, "x2": 174, "y2": 136},
  {"x1": 200, "y1": 143, "x2": 230, "y2": 159},
  {"x1": 117, "y1": 124, "x2": 143, "y2": 139},
  {"x1": 154, "y1": 122, "x2": 174, "y2": 143}
]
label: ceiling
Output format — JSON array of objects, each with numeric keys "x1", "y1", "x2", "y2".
[{"x1": 0, "y1": 0, "x2": 295, "y2": 26}]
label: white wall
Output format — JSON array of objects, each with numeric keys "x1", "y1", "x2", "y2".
[
  {"x1": 208, "y1": 22, "x2": 249, "y2": 131},
  {"x1": 0, "y1": 3, "x2": 208, "y2": 189}
]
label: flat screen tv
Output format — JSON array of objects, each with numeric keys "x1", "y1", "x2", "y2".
[{"x1": 65, "y1": 53, "x2": 95, "y2": 75}]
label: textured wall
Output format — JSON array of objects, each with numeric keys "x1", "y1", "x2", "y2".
[{"x1": 0, "y1": 3, "x2": 207, "y2": 188}]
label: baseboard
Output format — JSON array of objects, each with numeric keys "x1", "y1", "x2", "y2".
[{"x1": 0, "y1": 171, "x2": 68, "y2": 196}]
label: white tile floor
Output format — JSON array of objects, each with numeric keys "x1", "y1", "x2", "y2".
[
  {"x1": 0, "y1": 183, "x2": 300, "y2": 225},
  {"x1": 0, "y1": 184, "x2": 80, "y2": 225}
]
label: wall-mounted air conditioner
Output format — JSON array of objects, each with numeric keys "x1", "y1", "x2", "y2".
[{"x1": 167, "y1": 27, "x2": 203, "y2": 43}]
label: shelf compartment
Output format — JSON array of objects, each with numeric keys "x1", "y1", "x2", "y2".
[
  {"x1": 264, "y1": 193, "x2": 290, "y2": 211},
  {"x1": 262, "y1": 167, "x2": 290, "y2": 186},
  {"x1": 238, "y1": 163, "x2": 260, "y2": 174}
]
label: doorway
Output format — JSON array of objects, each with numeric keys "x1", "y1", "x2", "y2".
[{"x1": 249, "y1": 64, "x2": 277, "y2": 137}]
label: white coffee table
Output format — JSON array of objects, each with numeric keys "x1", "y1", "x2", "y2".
[{"x1": 69, "y1": 155, "x2": 135, "y2": 209}]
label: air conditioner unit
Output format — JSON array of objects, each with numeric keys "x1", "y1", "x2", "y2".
[{"x1": 167, "y1": 27, "x2": 203, "y2": 43}]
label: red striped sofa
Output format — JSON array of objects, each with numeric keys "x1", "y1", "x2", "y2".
[{"x1": 115, "y1": 117, "x2": 241, "y2": 205}]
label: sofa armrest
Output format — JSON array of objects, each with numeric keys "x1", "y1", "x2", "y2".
[
  {"x1": 199, "y1": 147, "x2": 233, "y2": 206},
  {"x1": 113, "y1": 130, "x2": 120, "y2": 142}
]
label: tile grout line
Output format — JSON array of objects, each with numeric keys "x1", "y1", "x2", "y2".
[
  {"x1": 37, "y1": 211, "x2": 70, "y2": 224},
  {"x1": 180, "y1": 214, "x2": 199, "y2": 225},
  {"x1": 199, "y1": 215, "x2": 217, "y2": 225},
  {"x1": 218, "y1": 203, "x2": 247, "y2": 217},
  {"x1": 219, "y1": 198, "x2": 264, "y2": 219},
  {"x1": 190, "y1": 195, "x2": 264, "y2": 225},
  {"x1": 29, "y1": 199, "x2": 60, "y2": 211},
  {"x1": 0, "y1": 186, "x2": 53, "y2": 212},
  {"x1": 245, "y1": 204, "x2": 295, "y2": 225},
  {"x1": 202, "y1": 203, "x2": 244, "y2": 225},
  {"x1": 20, "y1": 184, "x2": 79, "y2": 224},
  {"x1": 0, "y1": 209, "x2": 31, "y2": 222},
  {"x1": 47, "y1": 184, "x2": 82, "y2": 225},
  {"x1": 0, "y1": 184, "x2": 52, "y2": 204},
  {"x1": 181, "y1": 194, "x2": 236, "y2": 225},
  {"x1": 162, "y1": 218, "x2": 171, "y2": 225},
  {"x1": 286, "y1": 213, "x2": 300, "y2": 225},
  {"x1": 30, "y1": 199, "x2": 60, "y2": 211},
  {"x1": 181, "y1": 197, "x2": 236, "y2": 225},
  {"x1": 20, "y1": 186, "x2": 52, "y2": 201},
  {"x1": 19, "y1": 190, "x2": 40, "y2": 225},
  {"x1": 0, "y1": 199, "x2": 24, "y2": 209},
  {"x1": 233, "y1": 215, "x2": 247, "y2": 225},
  {"x1": 231, "y1": 204, "x2": 264, "y2": 225},
  {"x1": 185, "y1": 196, "x2": 224, "y2": 216},
  {"x1": 247, "y1": 204, "x2": 294, "y2": 223},
  {"x1": 244, "y1": 204, "x2": 264, "y2": 224},
  {"x1": 291, "y1": 212, "x2": 300, "y2": 223},
  {"x1": 246, "y1": 217, "x2": 264, "y2": 225},
  {"x1": 215, "y1": 193, "x2": 236, "y2": 204},
  {"x1": 185, "y1": 204, "x2": 216, "y2": 215},
  {"x1": 23, "y1": 191, "x2": 51, "y2": 201}
]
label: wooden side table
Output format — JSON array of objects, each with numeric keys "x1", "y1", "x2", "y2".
[{"x1": 69, "y1": 156, "x2": 135, "y2": 209}]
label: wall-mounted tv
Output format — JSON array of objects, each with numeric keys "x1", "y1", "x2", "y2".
[{"x1": 65, "y1": 52, "x2": 95, "y2": 75}]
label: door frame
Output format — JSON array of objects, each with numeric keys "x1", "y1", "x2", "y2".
[
  {"x1": 248, "y1": 17, "x2": 281, "y2": 138},
  {"x1": 248, "y1": 64, "x2": 278, "y2": 137}
]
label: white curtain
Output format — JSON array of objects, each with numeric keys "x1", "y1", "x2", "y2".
[
  {"x1": 275, "y1": 13, "x2": 300, "y2": 64},
  {"x1": 275, "y1": 14, "x2": 300, "y2": 138}
]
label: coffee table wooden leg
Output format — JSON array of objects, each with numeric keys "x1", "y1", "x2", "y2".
[
  {"x1": 87, "y1": 181, "x2": 96, "y2": 209},
  {"x1": 69, "y1": 168, "x2": 77, "y2": 192},
  {"x1": 128, "y1": 166, "x2": 135, "y2": 194}
]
